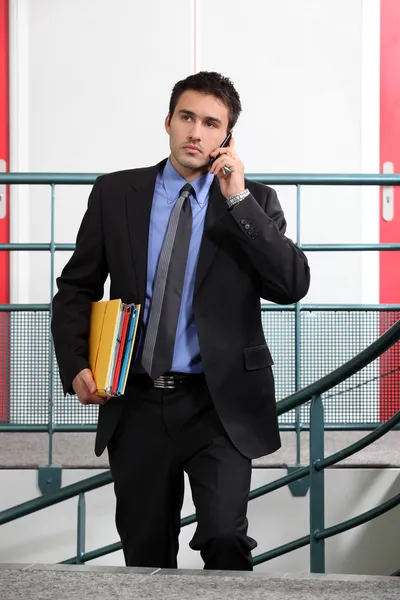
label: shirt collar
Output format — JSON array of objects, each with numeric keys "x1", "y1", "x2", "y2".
[{"x1": 162, "y1": 157, "x2": 214, "y2": 207}]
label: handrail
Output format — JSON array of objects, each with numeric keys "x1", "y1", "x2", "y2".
[
  {"x1": 248, "y1": 174, "x2": 400, "y2": 185},
  {"x1": 3, "y1": 243, "x2": 400, "y2": 252},
  {"x1": 0, "y1": 472, "x2": 112, "y2": 525},
  {"x1": 249, "y1": 408, "x2": 400, "y2": 504},
  {"x1": 315, "y1": 491, "x2": 400, "y2": 541},
  {"x1": 253, "y1": 488, "x2": 400, "y2": 565},
  {"x1": 0, "y1": 173, "x2": 101, "y2": 184},
  {"x1": 316, "y1": 409, "x2": 400, "y2": 470},
  {"x1": 2, "y1": 172, "x2": 400, "y2": 185}
]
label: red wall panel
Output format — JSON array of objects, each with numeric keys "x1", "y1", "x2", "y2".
[
  {"x1": 0, "y1": 0, "x2": 9, "y2": 422},
  {"x1": 379, "y1": 0, "x2": 400, "y2": 420}
]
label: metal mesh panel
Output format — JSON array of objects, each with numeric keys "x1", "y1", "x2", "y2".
[
  {"x1": 375, "y1": 312, "x2": 400, "y2": 422},
  {"x1": 52, "y1": 364, "x2": 98, "y2": 425},
  {"x1": 299, "y1": 311, "x2": 380, "y2": 425},
  {"x1": 4, "y1": 311, "x2": 98, "y2": 426},
  {"x1": 1, "y1": 309, "x2": 399, "y2": 428},
  {"x1": 0, "y1": 312, "x2": 11, "y2": 423},
  {"x1": 262, "y1": 309, "x2": 400, "y2": 425},
  {"x1": 262, "y1": 309, "x2": 296, "y2": 416},
  {"x1": 9, "y1": 311, "x2": 49, "y2": 425}
]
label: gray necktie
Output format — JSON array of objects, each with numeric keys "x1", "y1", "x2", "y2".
[{"x1": 141, "y1": 182, "x2": 194, "y2": 379}]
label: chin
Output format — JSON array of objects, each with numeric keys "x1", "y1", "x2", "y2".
[
  {"x1": 177, "y1": 155, "x2": 206, "y2": 171},
  {"x1": 179, "y1": 160, "x2": 200, "y2": 170}
]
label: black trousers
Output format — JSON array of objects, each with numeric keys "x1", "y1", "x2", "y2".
[{"x1": 107, "y1": 373, "x2": 257, "y2": 570}]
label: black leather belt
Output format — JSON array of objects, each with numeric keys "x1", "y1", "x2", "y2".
[{"x1": 131, "y1": 372, "x2": 205, "y2": 389}]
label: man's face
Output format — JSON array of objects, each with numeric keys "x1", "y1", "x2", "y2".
[{"x1": 165, "y1": 90, "x2": 230, "y2": 174}]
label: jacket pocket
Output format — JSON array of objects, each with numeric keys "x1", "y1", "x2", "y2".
[{"x1": 244, "y1": 344, "x2": 274, "y2": 370}]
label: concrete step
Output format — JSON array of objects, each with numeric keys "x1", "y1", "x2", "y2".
[
  {"x1": 0, "y1": 431, "x2": 399, "y2": 469},
  {"x1": 0, "y1": 563, "x2": 399, "y2": 600}
]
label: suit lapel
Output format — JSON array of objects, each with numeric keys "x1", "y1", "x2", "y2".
[
  {"x1": 125, "y1": 161, "x2": 225, "y2": 303},
  {"x1": 194, "y1": 178, "x2": 226, "y2": 295},
  {"x1": 125, "y1": 160, "x2": 166, "y2": 306}
]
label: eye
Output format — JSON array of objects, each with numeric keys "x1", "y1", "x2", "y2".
[
  {"x1": 182, "y1": 115, "x2": 192, "y2": 122},
  {"x1": 205, "y1": 121, "x2": 217, "y2": 128}
]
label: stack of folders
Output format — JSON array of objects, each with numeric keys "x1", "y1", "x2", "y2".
[{"x1": 88, "y1": 299, "x2": 141, "y2": 397}]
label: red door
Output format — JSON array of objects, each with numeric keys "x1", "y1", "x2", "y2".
[
  {"x1": 379, "y1": 0, "x2": 400, "y2": 420},
  {"x1": 0, "y1": 0, "x2": 9, "y2": 422}
]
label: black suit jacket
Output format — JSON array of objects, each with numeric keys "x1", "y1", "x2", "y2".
[{"x1": 51, "y1": 159, "x2": 310, "y2": 459}]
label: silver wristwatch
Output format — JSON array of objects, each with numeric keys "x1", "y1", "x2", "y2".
[{"x1": 226, "y1": 188, "x2": 250, "y2": 210}]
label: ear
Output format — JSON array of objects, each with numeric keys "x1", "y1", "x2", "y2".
[{"x1": 165, "y1": 113, "x2": 171, "y2": 135}]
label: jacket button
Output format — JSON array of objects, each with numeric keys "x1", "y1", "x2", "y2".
[
  {"x1": 251, "y1": 234, "x2": 257, "y2": 240},
  {"x1": 244, "y1": 224, "x2": 250, "y2": 230},
  {"x1": 240, "y1": 219, "x2": 246, "y2": 225}
]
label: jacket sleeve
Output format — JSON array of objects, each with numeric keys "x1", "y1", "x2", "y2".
[
  {"x1": 51, "y1": 177, "x2": 109, "y2": 395},
  {"x1": 220, "y1": 187, "x2": 310, "y2": 304}
]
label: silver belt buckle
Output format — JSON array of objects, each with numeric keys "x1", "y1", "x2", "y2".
[{"x1": 154, "y1": 375, "x2": 175, "y2": 389}]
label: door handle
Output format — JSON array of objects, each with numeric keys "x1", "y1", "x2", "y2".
[{"x1": 382, "y1": 161, "x2": 394, "y2": 222}]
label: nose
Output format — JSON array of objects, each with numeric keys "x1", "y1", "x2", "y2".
[{"x1": 188, "y1": 121, "x2": 202, "y2": 141}]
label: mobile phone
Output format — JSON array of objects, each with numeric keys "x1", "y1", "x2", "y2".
[{"x1": 208, "y1": 131, "x2": 232, "y2": 169}]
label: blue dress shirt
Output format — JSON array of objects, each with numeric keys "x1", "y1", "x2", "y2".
[{"x1": 140, "y1": 158, "x2": 214, "y2": 374}]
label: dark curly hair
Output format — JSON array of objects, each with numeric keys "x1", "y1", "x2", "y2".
[{"x1": 168, "y1": 71, "x2": 242, "y2": 132}]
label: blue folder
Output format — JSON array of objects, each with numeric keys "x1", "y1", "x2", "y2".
[{"x1": 117, "y1": 305, "x2": 140, "y2": 395}]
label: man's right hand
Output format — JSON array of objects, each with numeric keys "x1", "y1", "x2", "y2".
[{"x1": 72, "y1": 368, "x2": 110, "y2": 405}]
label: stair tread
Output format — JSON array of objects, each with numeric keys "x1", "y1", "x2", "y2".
[
  {"x1": 0, "y1": 431, "x2": 399, "y2": 468},
  {"x1": 0, "y1": 564, "x2": 398, "y2": 600}
]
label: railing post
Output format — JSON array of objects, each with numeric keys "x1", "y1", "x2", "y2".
[
  {"x1": 294, "y1": 184, "x2": 302, "y2": 464},
  {"x1": 309, "y1": 394, "x2": 325, "y2": 573},
  {"x1": 48, "y1": 183, "x2": 55, "y2": 466},
  {"x1": 77, "y1": 492, "x2": 86, "y2": 564},
  {"x1": 38, "y1": 183, "x2": 62, "y2": 495},
  {"x1": 288, "y1": 184, "x2": 310, "y2": 498}
]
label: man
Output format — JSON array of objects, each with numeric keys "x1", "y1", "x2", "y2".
[{"x1": 51, "y1": 71, "x2": 310, "y2": 571}]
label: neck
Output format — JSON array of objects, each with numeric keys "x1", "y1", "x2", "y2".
[{"x1": 169, "y1": 154, "x2": 208, "y2": 183}]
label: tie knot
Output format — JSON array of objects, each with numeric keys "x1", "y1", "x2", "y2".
[{"x1": 179, "y1": 183, "x2": 194, "y2": 199}]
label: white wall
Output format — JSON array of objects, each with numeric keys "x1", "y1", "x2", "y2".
[
  {"x1": 1, "y1": 468, "x2": 399, "y2": 575},
  {"x1": 9, "y1": 0, "x2": 380, "y2": 306}
]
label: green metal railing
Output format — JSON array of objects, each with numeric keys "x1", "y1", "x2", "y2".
[
  {"x1": 0, "y1": 172, "x2": 400, "y2": 572},
  {"x1": 1, "y1": 315, "x2": 400, "y2": 571},
  {"x1": 1, "y1": 172, "x2": 400, "y2": 462}
]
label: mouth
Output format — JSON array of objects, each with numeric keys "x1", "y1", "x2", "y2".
[{"x1": 182, "y1": 145, "x2": 201, "y2": 155}]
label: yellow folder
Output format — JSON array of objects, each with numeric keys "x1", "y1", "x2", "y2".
[{"x1": 88, "y1": 299, "x2": 140, "y2": 397}]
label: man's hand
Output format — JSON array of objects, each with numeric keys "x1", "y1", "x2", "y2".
[
  {"x1": 72, "y1": 368, "x2": 110, "y2": 405},
  {"x1": 209, "y1": 135, "x2": 245, "y2": 200}
]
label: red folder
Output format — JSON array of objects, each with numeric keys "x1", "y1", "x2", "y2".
[{"x1": 111, "y1": 305, "x2": 132, "y2": 393}]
